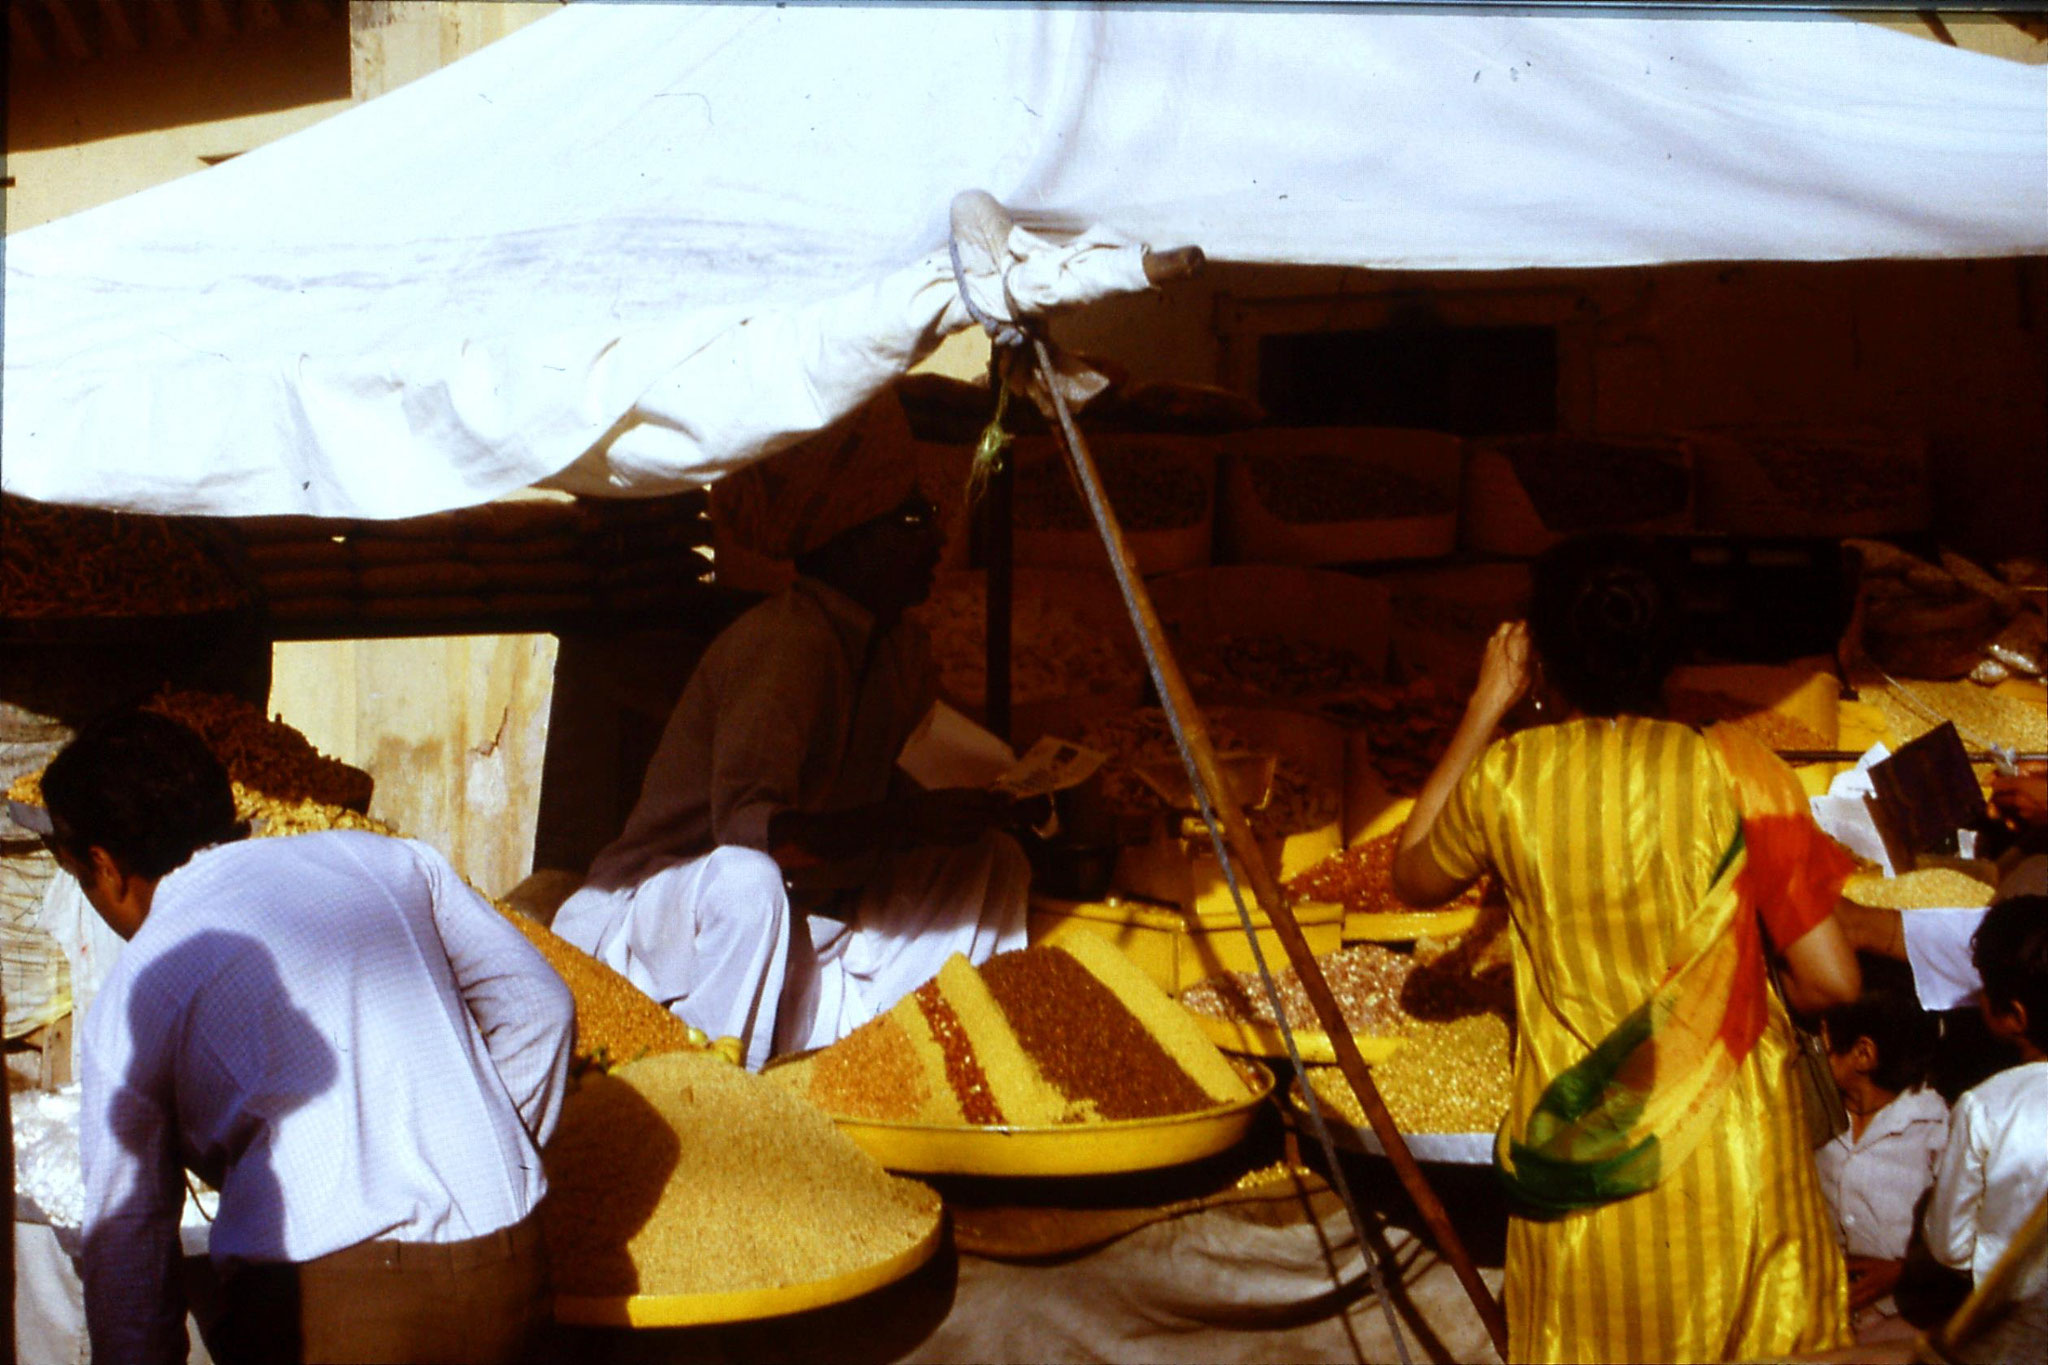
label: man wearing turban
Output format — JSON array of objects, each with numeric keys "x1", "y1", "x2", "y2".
[{"x1": 553, "y1": 399, "x2": 1030, "y2": 1068}]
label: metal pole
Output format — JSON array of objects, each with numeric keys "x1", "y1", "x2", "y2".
[{"x1": 1032, "y1": 334, "x2": 1510, "y2": 1361}]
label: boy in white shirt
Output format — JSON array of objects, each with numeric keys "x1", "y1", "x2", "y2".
[
  {"x1": 1924, "y1": 894, "x2": 2048, "y2": 1356},
  {"x1": 1818, "y1": 953, "x2": 1949, "y2": 1339}
]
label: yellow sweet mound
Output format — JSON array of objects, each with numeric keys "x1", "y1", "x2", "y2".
[
  {"x1": 1307, "y1": 1013, "x2": 1513, "y2": 1135},
  {"x1": 493, "y1": 906, "x2": 707, "y2": 1071},
  {"x1": 542, "y1": 1051, "x2": 940, "y2": 1299},
  {"x1": 781, "y1": 937, "x2": 1251, "y2": 1128}
]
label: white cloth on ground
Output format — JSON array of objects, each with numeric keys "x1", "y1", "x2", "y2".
[
  {"x1": 1924, "y1": 1060, "x2": 2048, "y2": 1293},
  {"x1": 1817, "y1": 1084, "x2": 1951, "y2": 1262},
  {"x1": 80, "y1": 831, "x2": 574, "y2": 1365},
  {"x1": 553, "y1": 576, "x2": 1028, "y2": 1069}
]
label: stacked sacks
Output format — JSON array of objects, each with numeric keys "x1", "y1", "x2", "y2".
[{"x1": 781, "y1": 932, "x2": 1250, "y2": 1126}]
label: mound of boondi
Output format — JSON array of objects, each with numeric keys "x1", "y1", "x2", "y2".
[
  {"x1": 782, "y1": 934, "x2": 1252, "y2": 1126},
  {"x1": 494, "y1": 907, "x2": 708, "y2": 1070},
  {"x1": 542, "y1": 1051, "x2": 939, "y2": 1299}
]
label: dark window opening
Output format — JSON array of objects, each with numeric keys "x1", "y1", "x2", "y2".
[{"x1": 1257, "y1": 324, "x2": 1558, "y2": 436}]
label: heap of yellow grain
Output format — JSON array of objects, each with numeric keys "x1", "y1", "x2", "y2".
[
  {"x1": 491, "y1": 905, "x2": 710, "y2": 1072},
  {"x1": 542, "y1": 1050, "x2": 940, "y2": 1299}
]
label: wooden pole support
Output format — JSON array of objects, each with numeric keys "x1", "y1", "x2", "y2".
[{"x1": 1031, "y1": 336, "x2": 1510, "y2": 1360}]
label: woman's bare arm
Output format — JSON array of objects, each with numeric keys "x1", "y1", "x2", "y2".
[
  {"x1": 1394, "y1": 621, "x2": 1531, "y2": 907},
  {"x1": 1777, "y1": 914, "x2": 1861, "y2": 1014}
]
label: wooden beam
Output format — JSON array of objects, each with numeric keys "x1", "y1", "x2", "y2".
[
  {"x1": 8, "y1": 6, "x2": 50, "y2": 62},
  {"x1": 242, "y1": 0, "x2": 283, "y2": 29},
  {"x1": 146, "y1": 0, "x2": 191, "y2": 44},
  {"x1": 37, "y1": 0, "x2": 94, "y2": 60},
  {"x1": 94, "y1": 0, "x2": 140, "y2": 50},
  {"x1": 1917, "y1": 9, "x2": 1959, "y2": 47},
  {"x1": 194, "y1": 0, "x2": 236, "y2": 38}
]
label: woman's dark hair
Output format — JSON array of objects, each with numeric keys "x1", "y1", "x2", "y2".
[
  {"x1": 1527, "y1": 534, "x2": 1683, "y2": 718},
  {"x1": 40, "y1": 709, "x2": 246, "y2": 879},
  {"x1": 1821, "y1": 953, "x2": 1938, "y2": 1093},
  {"x1": 1973, "y1": 894, "x2": 2048, "y2": 1051}
]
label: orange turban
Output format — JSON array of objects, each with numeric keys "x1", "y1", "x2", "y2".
[{"x1": 710, "y1": 398, "x2": 922, "y2": 560}]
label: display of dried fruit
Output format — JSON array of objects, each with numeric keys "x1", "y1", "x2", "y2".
[
  {"x1": 1181, "y1": 632, "x2": 1382, "y2": 703},
  {"x1": 1, "y1": 494, "x2": 251, "y2": 620},
  {"x1": 1181, "y1": 943, "x2": 1417, "y2": 1037},
  {"x1": 1181, "y1": 901, "x2": 1512, "y2": 1042},
  {"x1": 1012, "y1": 445, "x2": 1209, "y2": 533},
  {"x1": 1490, "y1": 437, "x2": 1689, "y2": 533},
  {"x1": 911, "y1": 575, "x2": 1140, "y2": 705},
  {"x1": 1240, "y1": 453, "x2": 1454, "y2": 525},
  {"x1": 1075, "y1": 709, "x2": 1340, "y2": 840},
  {"x1": 1849, "y1": 541, "x2": 2026, "y2": 682},
  {"x1": 1737, "y1": 430, "x2": 1926, "y2": 517},
  {"x1": 1287, "y1": 831, "x2": 1491, "y2": 921},
  {"x1": 1318, "y1": 680, "x2": 1466, "y2": 796}
]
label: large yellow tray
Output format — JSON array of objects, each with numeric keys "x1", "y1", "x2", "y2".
[
  {"x1": 1342, "y1": 904, "x2": 1480, "y2": 943},
  {"x1": 825, "y1": 1060, "x2": 1275, "y2": 1177},
  {"x1": 554, "y1": 1215, "x2": 942, "y2": 1329},
  {"x1": 1190, "y1": 1010, "x2": 1405, "y2": 1067},
  {"x1": 1288, "y1": 1077, "x2": 1496, "y2": 1167}
]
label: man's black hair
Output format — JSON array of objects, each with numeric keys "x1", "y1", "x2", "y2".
[
  {"x1": 1820, "y1": 952, "x2": 1938, "y2": 1093},
  {"x1": 40, "y1": 709, "x2": 246, "y2": 879},
  {"x1": 1972, "y1": 894, "x2": 2048, "y2": 1051}
]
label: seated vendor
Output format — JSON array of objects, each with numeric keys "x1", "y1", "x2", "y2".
[{"x1": 553, "y1": 399, "x2": 1031, "y2": 1069}]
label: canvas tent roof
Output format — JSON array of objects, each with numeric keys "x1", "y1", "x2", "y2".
[{"x1": 4, "y1": 2, "x2": 2043, "y2": 520}]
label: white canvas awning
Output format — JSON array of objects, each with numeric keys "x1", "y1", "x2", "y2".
[{"x1": 5, "y1": 3, "x2": 2043, "y2": 519}]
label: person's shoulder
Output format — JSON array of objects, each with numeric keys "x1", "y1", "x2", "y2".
[
  {"x1": 709, "y1": 585, "x2": 836, "y2": 662},
  {"x1": 1956, "y1": 1061, "x2": 2048, "y2": 1120}
]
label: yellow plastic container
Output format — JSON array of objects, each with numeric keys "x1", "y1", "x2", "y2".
[
  {"x1": 1029, "y1": 894, "x2": 1344, "y2": 997},
  {"x1": 1343, "y1": 905, "x2": 1481, "y2": 944}
]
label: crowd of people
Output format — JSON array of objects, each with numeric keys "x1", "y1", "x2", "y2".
[{"x1": 20, "y1": 407, "x2": 2048, "y2": 1364}]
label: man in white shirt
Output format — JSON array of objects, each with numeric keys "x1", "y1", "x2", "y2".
[
  {"x1": 40, "y1": 710, "x2": 574, "y2": 1364},
  {"x1": 554, "y1": 398, "x2": 1030, "y2": 1069},
  {"x1": 1923, "y1": 894, "x2": 2047, "y2": 1354}
]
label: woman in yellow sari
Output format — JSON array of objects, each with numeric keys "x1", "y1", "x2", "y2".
[{"x1": 1395, "y1": 535, "x2": 1861, "y2": 1364}]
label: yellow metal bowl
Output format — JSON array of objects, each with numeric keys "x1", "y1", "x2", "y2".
[
  {"x1": 553, "y1": 1212, "x2": 943, "y2": 1329},
  {"x1": 824, "y1": 1059, "x2": 1275, "y2": 1177}
]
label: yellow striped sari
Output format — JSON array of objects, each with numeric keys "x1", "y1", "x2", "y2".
[{"x1": 1424, "y1": 717, "x2": 1853, "y2": 1363}]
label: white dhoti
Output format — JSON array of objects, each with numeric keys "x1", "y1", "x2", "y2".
[
  {"x1": 779, "y1": 830, "x2": 1030, "y2": 1055},
  {"x1": 552, "y1": 833, "x2": 1028, "y2": 1070}
]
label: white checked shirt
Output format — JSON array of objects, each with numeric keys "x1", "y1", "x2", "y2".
[
  {"x1": 80, "y1": 832, "x2": 574, "y2": 1364},
  {"x1": 1815, "y1": 1084, "x2": 1949, "y2": 1261}
]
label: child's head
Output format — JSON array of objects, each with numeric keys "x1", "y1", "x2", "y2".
[
  {"x1": 1821, "y1": 953, "x2": 1938, "y2": 1097},
  {"x1": 1972, "y1": 894, "x2": 2048, "y2": 1057}
]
